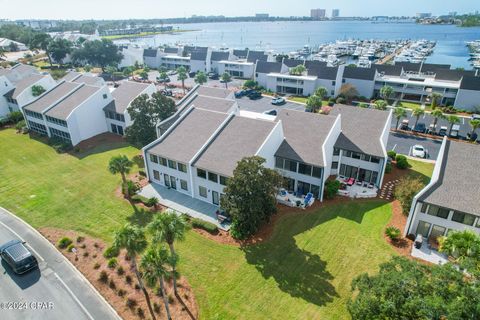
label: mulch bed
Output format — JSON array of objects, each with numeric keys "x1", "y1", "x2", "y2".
[{"x1": 40, "y1": 227, "x2": 198, "y2": 320}]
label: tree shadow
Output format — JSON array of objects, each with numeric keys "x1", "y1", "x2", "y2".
[
  {"x1": 126, "y1": 205, "x2": 154, "y2": 227},
  {"x1": 175, "y1": 293, "x2": 196, "y2": 320},
  {"x1": 242, "y1": 199, "x2": 389, "y2": 307}
]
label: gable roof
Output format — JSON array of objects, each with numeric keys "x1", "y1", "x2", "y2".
[
  {"x1": 196, "y1": 86, "x2": 231, "y2": 99},
  {"x1": 143, "y1": 49, "x2": 158, "y2": 57},
  {"x1": 44, "y1": 84, "x2": 101, "y2": 120},
  {"x1": 190, "y1": 95, "x2": 235, "y2": 113},
  {"x1": 10, "y1": 74, "x2": 44, "y2": 99},
  {"x1": 111, "y1": 81, "x2": 151, "y2": 113},
  {"x1": 374, "y1": 64, "x2": 403, "y2": 76},
  {"x1": 190, "y1": 50, "x2": 208, "y2": 61},
  {"x1": 149, "y1": 108, "x2": 230, "y2": 164},
  {"x1": 342, "y1": 66, "x2": 376, "y2": 80},
  {"x1": 304, "y1": 60, "x2": 327, "y2": 70},
  {"x1": 0, "y1": 63, "x2": 38, "y2": 83},
  {"x1": 164, "y1": 47, "x2": 179, "y2": 54},
  {"x1": 395, "y1": 62, "x2": 421, "y2": 72},
  {"x1": 460, "y1": 75, "x2": 480, "y2": 90},
  {"x1": 72, "y1": 74, "x2": 103, "y2": 86},
  {"x1": 276, "y1": 109, "x2": 337, "y2": 167},
  {"x1": 418, "y1": 140, "x2": 480, "y2": 216},
  {"x1": 194, "y1": 116, "x2": 276, "y2": 176},
  {"x1": 255, "y1": 61, "x2": 283, "y2": 74},
  {"x1": 23, "y1": 81, "x2": 80, "y2": 113},
  {"x1": 211, "y1": 51, "x2": 229, "y2": 61},
  {"x1": 61, "y1": 71, "x2": 81, "y2": 82},
  {"x1": 308, "y1": 66, "x2": 338, "y2": 80},
  {"x1": 247, "y1": 50, "x2": 267, "y2": 63},
  {"x1": 330, "y1": 105, "x2": 389, "y2": 157},
  {"x1": 283, "y1": 58, "x2": 305, "y2": 68},
  {"x1": 420, "y1": 63, "x2": 451, "y2": 73},
  {"x1": 434, "y1": 69, "x2": 474, "y2": 81},
  {"x1": 233, "y1": 49, "x2": 248, "y2": 58}
]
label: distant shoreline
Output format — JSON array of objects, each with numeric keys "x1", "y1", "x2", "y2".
[{"x1": 101, "y1": 29, "x2": 199, "y2": 40}]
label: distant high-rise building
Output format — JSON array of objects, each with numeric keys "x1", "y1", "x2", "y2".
[
  {"x1": 311, "y1": 9, "x2": 326, "y2": 20},
  {"x1": 416, "y1": 13, "x2": 432, "y2": 19},
  {"x1": 332, "y1": 9, "x2": 340, "y2": 18}
]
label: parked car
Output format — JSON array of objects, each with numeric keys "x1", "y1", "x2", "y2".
[
  {"x1": 427, "y1": 124, "x2": 437, "y2": 135},
  {"x1": 263, "y1": 109, "x2": 278, "y2": 116},
  {"x1": 234, "y1": 90, "x2": 246, "y2": 98},
  {"x1": 188, "y1": 71, "x2": 196, "y2": 78},
  {"x1": 157, "y1": 77, "x2": 170, "y2": 83},
  {"x1": 248, "y1": 91, "x2": 262, "y2": 100},
  {"x1": 399, "y1": 119, "x2": 409, "y2": 130},
  {"x1": 160, "y1": 89, "x2": 173, "y2": 96},
  {"x1": 438, "y1": 126, "x2": 448, "y2": 137},
  {"x1": 271, "y1": 97, "x2": 286, "y2": 106},
  {"x1": 471, "y1": 114, "x2": 480, "y2": 121},
  {"x1": 208, "y1": 72, "x2": 219, "y2": 80},
  {"x1": 0, "y1": 240, "x2": 38, "y2": 274},
  {"x1": 413, "y1": 122, "x2": 426, "y2": 133},
  {"x1": 167, "y1": 70, "x2": 177, "y2": 76},
  {"x1": 412, "y1": 145, "x2": 426, "y2": 158},
  {"x1": 450, "y1": 124, "x2": 460, "y2": 138}
]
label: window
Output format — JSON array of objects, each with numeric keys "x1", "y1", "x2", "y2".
[
  {"x1": 332, "y1": 81, "x2": 336, "y2": 86},
  {"x1": 420, "y1": 202, "x2": 428, "y2": 213},
  {"x1": 45, "y1": 115, "x2": 67, "y2": 127},
  {"x1": 150, "y1": 154, "x2": 158, "y2": 163},
  {"x1": 177, "y1": 163, "x2": 187, "y2": 173},
  {"x1": 332, "y1": 162, "x2": 338, "y2": 169},
  {"x1": 284, "y1": 159, "x2": 297, "y2": 172},
  {"x1": 343, "y1": 150, "x2": 352, "y2": 158},
  {"x1": 199, "y1": 186, "x2": 207, "y2": 198},
  {"x1": 333, "y1": 148, "x2": 340, "y2": 156},
  {"x1": 275, "y1": 157, "x2": 284, "y2": 169},
  {"x1": 159, "y1": 157, "x2": 167, "y2": 166},
  {"x1": 310, "y1": 185, "x2": 320, "y2": 198},
  {"x1": 168, "y1": 160, "x2": 177, "y2": 169},
  {"x1": 208, "y1": 172, "x2": 218, "y2": 183},
  {"x1": 298, "y1": 163, "x2": 312, "y2": 176},
  {"x1": 312, "y1": 166, "x2": 322, "y2": 179},
  {"x1": 28, "y1": 120, "x2": 47, "y2": 135},
  {"x1": 331, "y1": 90, "x2": 334, "y2": 96},
  {"x1": 342, "y1": 79, "x2": 346, "y2": 83},
  {"x1": 24, "y1": 109, "x2": 43, "y2": 120},
  {"x1": 153, "y1": 170, "x2": 160, "y2": 180},
  {"x1": 180, "y1": 179, "x2": 188, "y2": 191},
  {"x1": 352, "y1": 152, "x2": 361, "y2": 160},
  {"x1": 360, "y1": 154, "x2": 370, "y2": 162},
  {"x1": 103, "y1": 94, "x2": 108, "y2": 99},
  {"x1": 370, "y1": 156, "x2": 380, "y2": 164},
  {"x1": 49, "y1": 127, "x2": 71, "y2": 142},
  {"x1": 197, "y1": 168, "x2": 206, "y2": 179},
  {"x1": 219, "y1": 176, "x2": 228, "y2": 186},
  {"x1": 427, "y1": 205, "x2": 449, "y2": 219},
  {"x1": 451, "y1": 211, "x2": 475, "y2": 226}
]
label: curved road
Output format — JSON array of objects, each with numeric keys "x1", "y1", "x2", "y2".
[{"x1": 0, "y1": 208, "x2": 120, "y2": 320}]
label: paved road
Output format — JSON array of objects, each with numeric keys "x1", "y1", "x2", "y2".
[
  {"x1": 387, "y1": 132, "x2": 443, "y2": 160},
  {"x1": 0, "y1": 208, "x2": 120, "y2": 320}
]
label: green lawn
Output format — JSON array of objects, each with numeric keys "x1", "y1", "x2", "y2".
[
  {"x1": 0, "y1": 129, "x2": 433, "y2": 319},
  {"x1": 397, "y1": 101, "x2": 423, "y2": 110}
]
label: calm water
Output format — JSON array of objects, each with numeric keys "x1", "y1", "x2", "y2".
[{"x1": 126, "y1": 21, "x2": 480, "y2": 69}]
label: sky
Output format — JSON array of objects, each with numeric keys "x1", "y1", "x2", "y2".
[{"x1": 0, "y1": 0, "x2": 477, "y2": 20}]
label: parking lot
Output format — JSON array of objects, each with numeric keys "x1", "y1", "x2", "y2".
[
  {"x1": 148, "y1": 71, "x2": 245, "y2": 91},
  {"x1": 236, "y1": 95, "x2": 305, "y2": 113},
  {"x1": 387, "y1": 132, "x2": 442, "y2": 160}
]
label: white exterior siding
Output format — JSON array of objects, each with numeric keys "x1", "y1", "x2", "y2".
[
  {"x1": 218, "y1": 61, "x2": 255, "y2": 78},
  {"x1": 0, "y1": 76, "x2": 14, "y2": 118},
  {"x1": 454, "y1": 89, "x2": 480, "y2": 112},
  {"x1": 322, "y1": 115, "x2": 342, "y2": 188},
  {"x1": 255, "y1": 121, "x2": 284, "y2": 169},
  {"x1": 119, "y1": 47, "x2": 144, "y2": 68},
  {"x1": 16, "y1": 76, "x2": 57, "y2": 109},
  {"x1": 343, "y1": 78, "x2": 375, "y2": 98}
]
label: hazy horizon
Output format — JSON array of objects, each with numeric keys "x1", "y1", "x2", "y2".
[{"x1": 0, "y1": 0, "x2": 478, "y2": 20}]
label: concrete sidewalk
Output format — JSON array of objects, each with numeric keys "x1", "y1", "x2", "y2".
[{"x1": 0, "y1": 207, "x2": 120, "y2": 320}]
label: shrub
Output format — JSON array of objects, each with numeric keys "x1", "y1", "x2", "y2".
[
  {"x1": 138, "y1": 170, "x2": 146, "y2": 177},
  {"x1": 130, "y1": 194, "x2": 149, "y2": 205},
  {"x1": 80, "y1": 243, "x2": 86, "y2": 249},
  {"x1": 387, "y1": 150, "x2": 397, "y2": 159},
  {"x1": 324, "y1": 180, "x2": 341, "y2": 200},
  {"x1": 83, "y1": 251, "x2": 89, "y2": 257},
  {"x1": 168, "y1": 294, "x2": 174, "y2": 304},
  {"x1": 336, "y1": 97, "x2": 346, "y2": 104},
  {"x1": 58, "y1": 237, "x2": 73, "y2": 249},
  {"x1": 385, "y1": 162, "x2": 392, "y2": 174},
  {"x1": 358, "y1": 102, "x2": 369, "y2": 108},
  {"x1": 92, "y1": 254, "x2": 97, "y2": 258},
  {"x1": 125, "y1": 275, "x2": 132, "y2": 285},
  {"x1": 137, "y1": 307, "x2": 145, "y2": 318},
  {"x1": 93, "y1": 262, "x2": 101, "y2": 270},
  {"x1": 243, "y1": 79, "x2": 258, "y2": 89},
  {"x1": 126, "y1": 298, "x2": 137, "y2": 309},
  {"x1": 117, "y1": 289, "x2": 126, "y2": 297},
  {"x1": 153, "y1": 302, "x2": 161, "y2": 314},
  {"x1": 395, "y1": 155, "x2": 409, "y2": 169},
  {"x1": 31, "y1": 84, "x2": 46, "y2": 97},
  {"x1": 103, "y1": 246, "x2": 119, "y2": 259},
  {"x1": 109, "y1": 279, "x2": 116, "y2": 290},
  {"x1": 385, "y1": 226, "x2": 401, "y2": 241},
  {"x1": 116, "y1": 266, "x2": 125, "y2": 276},
  {"x1": 132, "y1": 155, "x2": 145, "y2": 168},
  {"x1": 15, "y1": 120, "x2": 26, "y2": 131},
  {"x1": 66, "y1": 243, "x2": 75, "y2": 252},
  {"x1": 107, "y1": 258, "x2": 118, "y2": 269},
  {"x1": 99, "y1": 271, "x2": 109, "y2": 283},
  {"x1": 145, "y1": 197, "x2": 159, "y2": 208},
  {"x1": 394, "y1": 177, "x2": 424, "y2": 215},
  {"x1": 76, "y1": 236, "x2": 85, "y2": 243},
  {"x1": 7, "y1": 111, "x2": 24, "y2": 124},
  {"x1": 191, "y1": 218, "x2": 218, "y2": 234}
]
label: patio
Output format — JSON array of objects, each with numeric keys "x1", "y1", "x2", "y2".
[
  {"x1": 139, "y1": 183, "x2": 231, "y2": 231},
  {"x1": 336, "y1": 176, "x2": 378, "y2": 199},
  {"x1": 411, "y1": 240, "x2": 448, "y2": 265}
]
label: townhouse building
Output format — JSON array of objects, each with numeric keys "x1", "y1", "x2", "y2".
[
  {"x1": 405, "y1": 138, "x2": 480, "y2": 242},
  {"x1": 143, "y1": 86, "x2": 391, "y2": 207}
]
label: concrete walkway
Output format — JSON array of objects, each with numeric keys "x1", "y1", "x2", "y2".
[
  {"x1": 139, "y1": 184, "x2": 230, "y2": 230},
  {"x1": 411, "y1": 241, "x2": 448, "y2": 265}
]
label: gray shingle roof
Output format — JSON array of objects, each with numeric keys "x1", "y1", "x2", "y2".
[
  {"x1": 420, "y1": 63, "x2": 451, "y2": 73},
  {"x1": 395, "y1": 62, "x2": 421, "y2": 72},
  {"x1": 23, "y1": 81, "x2": 80, "y2": 113},
  {"x1": 247, "y1": 51, "x2": 267, "y2": 63},
  {"x1": 418, "y1": 140, "x2": 480, "y2": 216},
  {"x1": 111, "y1": 81, "x2": 151, "y2": 113},
  {"x1": 211, "y1": 51, "x2": 229, "y2": 61},
  {"x1": 343, "y1": 66, "x2": 376, "y2": 80},
  {"x1": 10, "y1": 74, "x2": 44, "y2": 99},
  {"x1": 190, "y1": 50, "x2": 208, "y2": 61},
  {"x1": 283, "y1": 58, "x2": 305, "y2": 68},
  {"x1": 233, "y1": 49, "x2": 248, "y2": 58},
  {"x1": 255, "y1": 61, "x2": 282, "y2": 74},
  {"x1": 143, "y1": 49, "x2": 158, "y2": 57},
  {"x1": 374, "y1": 64, "x2": 402, "y2": 76},
  {"x1": 276, "y1": 109, "x2": 337, "y2": 167},
  {"x1": 434, "y1": 69, "x2": 474, "y2": 81},
  {"x1": 190, "y1": 95, "x2": 235, "y2": 113},
  {"x1": 330, "y1": 104, "x2": 389, "y2": 157},
  {"x1": 72, "y1": 74, "x2": 103, "y2": 86},
  {"x1": 61, "y1": 71, "x2": 81, "y2": 82},
  {"x1": 149, "y1": 108, "x2": 230, "y2": 164},
  {"x1": 304, "y1": 60, "x2": 327, "y2": 70},
  {"x1": 164, "y1": 47, "x2": 179, "y2": 54},
  {"x1": 44, "y1": 84, "x2": 101, "y2": 120},
  {"x1": 308, "y1": 66, "x2": 338, "y2": 80},
  {"x1": 194, "y1": 116, "x2": 276, "y2": 176},
  {"x1": 459, "y1": 75, "x2": 480, "y2": 90},
  {"x1": 196, "y1": 86, "x2": 232, "y2": 99}
]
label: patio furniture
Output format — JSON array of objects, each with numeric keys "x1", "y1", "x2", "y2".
[
  {"x1": 347, "y1": 178, "x2": 355, "y2": 186},
  {"x1": 414, "y1": 234, "x2": 423, "y2": 249},
  {"x1": 368, "y1": 183, "x2": 374, "y2": 189},
  {"x1": 356, "y1": 181, "x2": 362, "y2": 186},
  {"x1": 303, "y1": 193, "x2": 314, "y2": 207}
]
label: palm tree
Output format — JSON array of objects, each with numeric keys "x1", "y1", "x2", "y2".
[
  {"x1": 221, "y1": 72, "x2": 232, "y2": 89},
  {"x1": 469, "y1": 119, "x2": 480, "y2": 141},
  {"x1": 113, "y1": 224, "x2": 156, "y2": 320},
  {"x1": 108, "y1": 155, "x2": 133, "y2": 185},
  {"x1": 140, "y1": 245, "x2": 172, "y2": 320},
  {"x1": 314, "y1": 87, "x2": 328, "y2": 100},
  {"x1": 194, "y1": 71, "x2": 207, "y2": 86},
  {"x1": 374, "y1": 100, "x2": 388, "y2": 110},
  {"x1": 446, "y1": 115, "x2": 460, "y2": 136},
  {"x1": 430, "y1": 92, "x2": 443, "y2": 109},
  {"x1": 393, "y1": 107, "x2": 407, "y2": 130},
  {"x1": 176, "y1": 66, "x2": 188, "y2": 94},
  {"x1": 148, "y1": 211, "x2": 189, "y2": 295},
  {"x1": 0, "y1": 48, "x2": 6, "y2": 60},
  {"x1": 412, "y1": 108, "x2": 425, "y2": 128},
  {"x1": 380, "y1": 85, "x2": 394, "y2": 102},
  {"x1": 159, "y1": 71, "x2": 169, "y2": 89},
  {"x1": 430, "y1": 109, "x2": 444, "y2": 132},
  {"x1": 306, "y1": 95, "x2": 323, "y2": 113}
]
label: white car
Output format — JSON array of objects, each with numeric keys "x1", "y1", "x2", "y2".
[{"x1": 412, "y1": 145, "x2": 426, "y2": 158}]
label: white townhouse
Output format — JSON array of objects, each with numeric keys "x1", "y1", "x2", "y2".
[
  {"x1": 103, "y1": 81, "x2": 156, "y2": 135},
  {"x1": 190, "y1": 49, "x2": 210, "y2": 73},
  {"x1": 22, "y1": 80, "x2": 113, "y2": 146},
  {"x1": 210, "y1": 51, "x2": 230, "y2": 74},
  {"x1": 143, "y1": 49, "x2": 162, "y2": 69},
  {"x1": 405, "y1": 139, "x2": 480, "y2": 242},
  {"x1": 119, "y1": 46, "x2": 144, "y2": 69},
  {"x1": 143, "y1": 86, "x2": 391, "y2": 207}
]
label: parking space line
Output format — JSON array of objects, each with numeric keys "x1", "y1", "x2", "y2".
[
  {"x1": 54, "y1": 273, "x2": 94, "y2": 320},
  {"x1": 0, "y1": 219, "x2": 45, "y2": 262},
  {"x1": 408, "y1": 146, "x2": 413, "y2": 156},
  {"x1": 392, "y1": 144, "x2": 397, "y2": 151}
]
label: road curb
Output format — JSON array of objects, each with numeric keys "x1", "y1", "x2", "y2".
[{"x1": 0, "y1": 207, "x2": 122, "y2": 320}]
